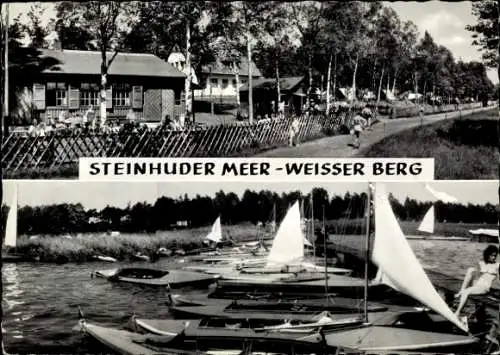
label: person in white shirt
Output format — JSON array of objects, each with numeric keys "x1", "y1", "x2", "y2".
[
  {"x1": 289, "y1": 117, "x2": 300, "y2": 147},
  {"x1": 454, "y1": 245, "x2": 499, "y2": 317}
]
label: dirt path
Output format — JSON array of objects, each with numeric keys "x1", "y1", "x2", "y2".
[{"x1": 255, "y1": 107, "x2": 492, "y2": 158}]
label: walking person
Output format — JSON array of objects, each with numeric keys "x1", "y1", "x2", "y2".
[
  {"x1": 350, "y1": 113, "x2": 367, "y2": 149},
  {"x1": 454, "y1": 245, "x2": 499, "y2": 318}
]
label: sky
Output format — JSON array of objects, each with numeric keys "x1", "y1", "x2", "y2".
[
  {"x1": 4, "y1": 1, "x2": 498, "y2": 84},
  {"x1": 2, "y1": 180, "x2": 498, "y2": 210}
]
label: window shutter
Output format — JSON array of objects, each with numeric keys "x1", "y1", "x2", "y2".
[
  {"x1": 68, "y1": 85, "x2": 80, "y2": 109},
  {"x1": 132, "y1": 86, "x2": 143, "y2": 109},
  {"x1": 106, "y1": 86, "x2": 113, "y2": 109},
  {"x1": 33, "y1": 83, "x2": 46, "y2": 110}
]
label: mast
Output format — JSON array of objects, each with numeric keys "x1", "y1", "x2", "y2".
[
  {"x1": 363, "y1": 183, "x2": 372, "y2": 323},
  {"x1": 272, "y1": 203, "x2": 276, "y2": 234},
  {"x1": 323, "y1": 205, "x2": 328, "y2": 305},
  {"x1": 310, "y1": 193, "x2": 315, "y2": 257}
]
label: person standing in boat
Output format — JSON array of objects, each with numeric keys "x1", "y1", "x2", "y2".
[{"x1": 454, "y1": 245, "x2": 499, "y2": 317}]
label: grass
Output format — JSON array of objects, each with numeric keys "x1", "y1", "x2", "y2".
[
  {"x1": 362, "y1": 110, "x2": 499, "y2": 179},
  {"x1": 13, "y1": 223, "x2": 273, "y2": 263},
  {"x1": 11, "y1": 220, "x2": 493, "y2": 263}
]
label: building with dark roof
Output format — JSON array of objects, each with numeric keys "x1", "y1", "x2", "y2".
[
  {"x1": 239, "y1": 76, "x2": 306, "y2": 116},
  {"x1": 193, "y1": 57, "x2": 262, "y2": 103},
  {"x1": 9, "y1": 48, "x2": 187, "y2": 123}
]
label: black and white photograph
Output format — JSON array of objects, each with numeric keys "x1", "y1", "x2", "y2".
[
  {"x1": 1, "y1": 179, "x2": 499, "y2": 354},
  {"x1": 0, "y1": 1, "x2": 498, "y2": 179}
]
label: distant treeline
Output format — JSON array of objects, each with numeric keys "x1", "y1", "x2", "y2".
[{"x1": 1, "y1": 188, "x2": 497, "y2": 237}]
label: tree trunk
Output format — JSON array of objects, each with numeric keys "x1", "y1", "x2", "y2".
[
  {"x1": 307, "y1": 52, "x2": 313, "y2": 108},
  {"x1": 371, "y1": 59, "x2": 378, "y2": 92},
  {"x1": 234, "y1": 62, "x2": 240, "y2": 107},
  {"x1": 423, "y1": 80, "x2": 427, "y2": 105},
  {"x1": 275, "y1": 57, "x2": 280, "y2": 114},
  {"x1": 392, "y1": 69, "x2": 398, "y2": 94},
  {"x1": 100, "y1": 61, "x2": 107, "y2": 127},
  {"x1": 351, "y1": 53, "x2": 359, "y2": 102},
  {"x1": 209, "y1": 69, "x2": 214, "y2": 115},
  {"x1": 332, "y1": 53, "x2": 337, "y2": 105},
  {"x1": 326, "y1": 52, "x2": 332, "y2": 113},
  {"x1": 184, "y1": 21, "x2": 192, "y2": 125},
  {"x1": 377, "y1": 65, "x2": 385, "y2": 105},
  {"x1": 247, "y1": 35, "x2": 253, "y2": 123}
]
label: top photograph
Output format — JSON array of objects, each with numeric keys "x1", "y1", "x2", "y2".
[{"x1": 0, "y1": 1, "x2": 498, "y2": 180}]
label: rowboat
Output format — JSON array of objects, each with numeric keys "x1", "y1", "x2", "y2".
[{"x1": 93, "y1": 267, "x2": 220, "y2": 288}]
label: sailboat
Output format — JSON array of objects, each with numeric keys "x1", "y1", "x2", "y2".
[
  {"x1": 204, "y1": 216, "x2": 222, "y2": 244},
  {"x1": 2, "y1": 184, "x2": 25, "y2": 262},
  {"x1": 320, "y1": 183, "x2": 477, "y2": 352},
  {"x1": 409, "y1": 205, "x2": 469, "y2": 241}
]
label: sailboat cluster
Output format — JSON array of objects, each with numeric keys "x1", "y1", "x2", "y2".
[
  {"x1": 2, "y1": 184, "x2": 498, "y2": 354},
  {"x1": 71, "y1": 184, "x2": 499, "y2": 355}
]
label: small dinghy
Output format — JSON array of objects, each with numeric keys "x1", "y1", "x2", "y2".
[
  {"x1": 93, "y1": 267, "x2": 220, "y2": 288},
  {"x1": 77, "y1": 319, "x2": 203, "y2": 355},
  {"x1": 130, "y1": 317, "x2": 348, "y2": 353},
  {"x1": 167, "y1": 294, "x2": 390, "y2": 313},
  {"x1": 93, "y1": 255, "x2": 118, "y2": 263},
  {"x1": 131, "y1": 253, "x2": 150, "y2": 262}
]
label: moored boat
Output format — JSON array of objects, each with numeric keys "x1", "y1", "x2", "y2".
[{"x1": 94, "y1": 267, "x2": 220, "y2": 288}]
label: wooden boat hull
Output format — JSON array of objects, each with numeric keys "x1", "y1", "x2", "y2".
[
  {"x1": 169, "y1": 294, "x2": 390, "y2": 313},
  {"x1": 315, "y1": 325, "x2": 478, "y2": 352},
  {"x1": 131, "y1": 318, "x2": 345, "y2": 354},
  {"x1": 78, "y1": 320, "x2": 202, "y2": 355},
  {"x1": 215, "y1": 275, "x2": 388, "y2": 298},
  {"x1": 94, "y1": 268, "x2": 220, "y2": 288},
  {"x1": 2, "y1": 252, "x2": 29, "y2": 262},
  {"x1": 168, "y1": 304, "x2": 401, "y2": 324}
]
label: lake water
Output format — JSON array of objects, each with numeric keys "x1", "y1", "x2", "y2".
[{"x1": 1, "y1": 239, "x2": 496, "y2": 354}]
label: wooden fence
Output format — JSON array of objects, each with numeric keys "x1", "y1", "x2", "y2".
[
  {"x1": 1, "y1": 112, "x2": 349, "y2": 173},
  {"x1": 0, "y1": 102, "x2": 488, "y2": 174}
]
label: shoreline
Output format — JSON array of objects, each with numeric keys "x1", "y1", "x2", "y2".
[{"x1": 4, "y1": 221, "x2": 495, "y2": 264}]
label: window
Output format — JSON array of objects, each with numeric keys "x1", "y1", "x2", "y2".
[
  {"x1": 232, "y1": 79, "x2": 237, "y2": 86},
  {"x1": 221, "y1": 79, "x2": 229, "y2": 89},
  {"x1": 175, "y1": 90, "x2": 182, "y2": 105},
  {"x1": 241, "y1": 79, "x2": 247, "y2": 84},
  {"x1": 46, "y1": 82, "x2": 67, "y2": 107},
  {"x1": 112, "y1": 83, "x2": 131, "y2": 106},
  {"x1": 80, "y1": 83, "x2": 99, "y2": 106},
  {"x1": 210, "y1": 78, "x2": 218, "y2": 88}
]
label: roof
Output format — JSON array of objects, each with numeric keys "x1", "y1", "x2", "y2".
[
  {"x1": 33, "y1": 49, "x2": 186, "y2": 78},
  {"x1": 239, "y1": 76, "x2": 304, "y2": 92},
  {"x1": 202, "y1": 57, "x2": 262, "y2": 77}
]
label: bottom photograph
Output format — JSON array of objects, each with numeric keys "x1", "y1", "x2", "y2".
[{"x1": 1, "y1": 180, "x2": 499, "y2": 355}]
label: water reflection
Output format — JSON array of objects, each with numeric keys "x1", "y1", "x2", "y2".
[{"x1": 2, "y1": 263, "x2": 28, "y2": 340}]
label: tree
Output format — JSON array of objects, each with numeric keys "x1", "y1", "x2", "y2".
[
  {"x1": 289, "y1": 1, "x2": 326, "y2": 107},
  {"x1": 54, "y1": 2, "x2": 138, "y2": 126},
  {"x1": 466, "y1": 1, "x2": 498, "y2": 68},
  {"x1": 210, "y1": 1, "x2": 279, "y2": 123},
  {"x1": 22, "y1": 4, "x2": 51, "y2": 48}
]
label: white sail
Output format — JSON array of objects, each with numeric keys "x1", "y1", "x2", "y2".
[
  {"x1": 425, "y1": 184, "x2": 458, "y2": 204},
  {"x1": 417, "y1": 206, "x2": 434, "y2": 234},
  {"x1": 266, "y1": 201, "x2": 304, "y2": 267},
  {"x1": 205, "y1": 216, "x2": 222, "y2": 243},
  {"x1": 372, "y1": 184, "x2": 468, "y2": 333},
  {"x1": 4, "y1": 185, "x2": 18, "y2": 248}
]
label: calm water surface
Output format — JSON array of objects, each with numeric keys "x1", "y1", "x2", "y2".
[{"x1": 1, "y1": 239, "x2": 493, "y2": 354}]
